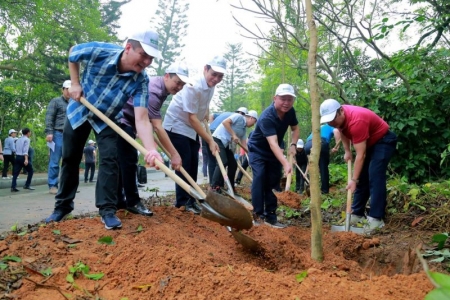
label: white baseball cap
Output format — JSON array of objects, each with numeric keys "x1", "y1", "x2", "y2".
[
  {"x1": 207, "y1": 55, "x2": 227, "y2": 73},
  {"x1": 235, "y1": 107, "x2": 248, "y2": 114},
  {"x1": 296, "y1": 139, "x2": 304, "y2": 148},
  {"x1": 128, "y1": 30, "x2": 162, "y2": 60},
  {"x1": 320, "y1": 99, "x2": 341, "y2": 123},
  {"x1": 62, "y1": 80, "x2": 71, "y2": 89},
  {"x1": 88, "y1": 140, "x2": 95, "y2": 144},
  {"x1": 245, "y1": 110, "x2": 258, "y2": 120},
  {"x1": 165, "y1": 61, "x2": 192, "y2": 84},
  {"x1": 8, "y1": 129, "x2": 17, "y2": 135},
  {"x1": 275, "y1": 84, "x2": 296, "y2": 97}
]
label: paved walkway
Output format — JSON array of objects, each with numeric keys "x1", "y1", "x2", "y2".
[{"x1": 0, "y1": 167, "x2": 208, "y2": 234}]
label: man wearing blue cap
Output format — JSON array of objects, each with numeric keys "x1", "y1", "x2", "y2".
[
  {"x1": 247, "y1": 84, "x2": 299, "y2": 228},
  {"x1": 118, "y1": 61, "x2": 191, "y2": 216},
  {"x1": 45, "y1": 29, "x2": 163, "y2": 230}
]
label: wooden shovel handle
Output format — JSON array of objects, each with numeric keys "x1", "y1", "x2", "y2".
[
  {"x1": 79, "y1": 97, "x2": 196, "y2": 196},
  {"x1": 236, "y1": 160, "x2": 253, "y2": 182},
  {"x1": 346, "y1": 160, "x2": 352, "y2": 214},
  {"x1": 294, "y1": 162, "x2": 309, "y2": 184},
  {"x1": 284, "y1": 154, "x2": 293, "y2": 191}
]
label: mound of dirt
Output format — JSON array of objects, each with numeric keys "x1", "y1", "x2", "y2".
[{"x1": 0, "y1": 204, "x2": 434, "y2": 300}]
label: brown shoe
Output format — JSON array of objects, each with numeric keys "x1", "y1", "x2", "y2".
[{"x1": 49, "y1": 187, "x2": 58, "y2": 194}]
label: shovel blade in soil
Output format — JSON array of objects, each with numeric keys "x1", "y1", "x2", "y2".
[
  {"x1": 227, "y1": 227, "x2": 262, "y2": 253},
  {"x1": 222, "y1": 189, "x2": 253, "y2": 211},
  {"x1": 330, "y1": 225, "x2": 365, "y2": 234},
  {"x1": 203, "y1": 190, "x2": 253, "y2": 230}
]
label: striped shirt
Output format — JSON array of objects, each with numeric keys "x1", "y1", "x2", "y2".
[
  {"x1": 3, "y1": 136, "x2": 16, "y2": 155},
  {"x1": 15, "y1": 136, "x2": 30, "y2": 156},
  {"x1": 67, "y1": 42, "x2": 149, "y2": 133}
]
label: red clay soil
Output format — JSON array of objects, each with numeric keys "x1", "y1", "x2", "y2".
[{"x1": 0, "y1": 201, "x2": 435, "y2": 300}]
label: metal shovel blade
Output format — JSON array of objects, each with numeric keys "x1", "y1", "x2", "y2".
[
  {"x1": 222, "y1": 189, "x2": 253, "y2": 211},
  {"x1": 227, "y1": 227, "x2": 262, "y2": 253},
  {"x1": 330, "y1": 224, "x2": 365, "y2": 234},
  {"x1": 203, "y1": 190, "x2": 253, "y2": 230}
]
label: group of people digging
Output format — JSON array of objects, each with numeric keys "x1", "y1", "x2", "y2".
[{"x1": 41, "y1": 29, "x2": 397, "y2": 234}]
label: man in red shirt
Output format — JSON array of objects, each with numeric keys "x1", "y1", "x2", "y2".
[{"x1": 320, "y1": 99, "x2": 397, "y2": 233}]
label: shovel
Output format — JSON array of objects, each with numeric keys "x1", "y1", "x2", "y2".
[
  {"x1": 330, "y1": 160, "x2": 364, "y2": 234},
  {"x1": 79, "y1": 97, "x2": 252, "y2": 230},
  {"x1": 203, "y1": 120, "x2": 253, "y2": 211},
  {"x1": 294, "y1": 162, "x2": 310, "y2": 197},
  {"x1": 236, "y1": 160, "x2": 253, "y2": 182}
]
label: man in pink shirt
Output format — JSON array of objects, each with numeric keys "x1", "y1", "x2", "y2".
[{"x1": 320, "y1": 99, "x2": 397, "y2": 233}]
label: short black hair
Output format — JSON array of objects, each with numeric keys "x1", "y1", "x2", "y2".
[
  {"x1": 22, "y1": 128, "x2": 30, "y2": 135},
  {"x1": 127, "y1": 39, "x2": 142, "y2": 50}
]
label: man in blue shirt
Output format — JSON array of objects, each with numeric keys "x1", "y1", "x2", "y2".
[
  {"x1": 304, "y1": 124, "x2": 341, "y2": 194},
  {"x1": 247, "y1": 84, "x2": 299, "y2": 228},
  {"x1": 2, "y1": 129, "x2": 17, "y2": 179},
  {"x1": 11, "y1": 128, "x2": 34, "y2": 192},
  {"x1": 45, "y1": 30, "x2": 162, "y2": 230}
]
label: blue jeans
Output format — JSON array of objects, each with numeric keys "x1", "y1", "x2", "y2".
[
  {"x1": 48, "y1": 130, "x2": 63, "y2": 188},
  {"x1": 351, "y1": 131, "x2": 397, "y2": 219},
  {"x1": 249, "y1": 152, "x2": 281, "y2": 223}
]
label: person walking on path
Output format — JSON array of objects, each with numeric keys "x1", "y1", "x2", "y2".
[
  {"x1": 11, "y1": 128, "x2": 34, "y2": 192},
  {"x1": 45, "y1": 80, "x2": 71, "y2": 194},
  {"x1": 83, "y1": 140, "x2": 96, "y2": 183},
  {"x1": 319, "y1": 98, "x2": 397, "y2": 233},
  {"x1": 295, "y1": 139, "x2": 308, "y2": 194},
  {"x1": 211, "y1": 110, "x2": 257, "y2": 192},
  {"x1": 2, "y1": 129, "x2": 17, "y2": 179},
  {"x1": 45, "y1": 29, "x2": 162, "y2": 230},
  {"x1": 163, "y1": 56, "x2": 225, "y2": 215},
  {"x1": 247, "y1": 84, "x2": 299, "y2": 229},
  {"x1": 118, "y1": 61, "x2": 187, "y2": 216},
  {"x1": 304, "y1": 124, "x2": 341, "y2": 194}
]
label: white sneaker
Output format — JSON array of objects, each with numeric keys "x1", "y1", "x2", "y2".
[
  {"x1": 350, "y1": 214, "x2": 366, "y2": 226},
  {"x1": 49, "y1": 187, "x2": 58, "y2": 195},
  {"x1": 2, "y1": 177, "x2": 9, "y2": 179},
  {"x1": 363, "y1": 216, "x2": 385, "y2": 234}
]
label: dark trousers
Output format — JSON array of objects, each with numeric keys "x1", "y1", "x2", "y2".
[
  {"x1": 11, "y1": 155, "x2": 33, "y2": 188},
  {"x1": 167, "y1": 130, "x2": 199, "y2": 207},
  {"x1": 84, "y1": 162, "x2": 95, "y2": 182},
  {"x1": 295, "y1": 162, "x2": 307, "y2": 192},
  {"x1": 117, "y1": 124, "x2": 140, "y2": 207},
  {"x1": 2, "y1": 154, "x2": 15, "y2": 177},
  {"x1": 206, "y1": 137, "x2": 217, "y2": 183},
  {"x1": 211, "y1": 138, "x2": 237, "y2": 189},
  {"x1": 249, "y1": 152, "x2": 281, "y2": 222},
  {"x1": 55, "y1": 118, "x2": 119, "y2": 217},
  {"x1": 305, "y1": 138, "x2": 330, "y2": 193},
  {"x1": 201, "y1": 139, "x2": 209, "y2": 178},
  {"x1": 235, "y1": 155, "x2": 249, "y2": 183},
  {"x1": 352, "y1": 131, "x2": 397, "y2": 219}
]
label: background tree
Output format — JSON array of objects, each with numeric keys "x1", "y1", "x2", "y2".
[
  {"x1": 150, "y1": 0, "x2": 189, "y2": 76},
  {"x1": 217, "y1": 43, "x2": 251, "y2": 111}
]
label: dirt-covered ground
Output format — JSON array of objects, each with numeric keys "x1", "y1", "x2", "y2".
[{"x1": 0, "y1": 187, "x2": 441, "y2": 299}]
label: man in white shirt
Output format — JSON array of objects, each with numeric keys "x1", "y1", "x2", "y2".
[{"x1": 163, "y1": 55, "x2": 226, "y2": 214}]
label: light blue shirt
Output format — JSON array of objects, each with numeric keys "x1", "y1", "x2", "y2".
[
  {"x1": 67, "y1": 42, "x2": 149, "y2": 133},
  {"x1": 307, "y1": 124, "x2": 335, "y2": 143},
  {"x1": 212, "y1": 113, "x2": 246, "y2": 148},
  {"x1": 15, "y1": 136, "x2": 30, "y2": 156},
  {"x1": 3, "y1": 136, "x2": 16, "y2": 155}
]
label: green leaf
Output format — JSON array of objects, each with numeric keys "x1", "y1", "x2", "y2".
[
  {"x1": 425, "y1": 287, "x2": 450, "y2": 300},
  {"x1": 432, "y1": 233, "x2": 449, "y2": 249},
  {"x1": 17, "y1": 231, "x2": 27, "y2": 236},
  {"x1": 382, "y1": 17, "x2": 389, "y2": 22},
  {"x1": 2, "y1": 256, "x2": 22, "y2": 262},
  {"x1": 429, "y1": 272, "x2": 450, "y2": 288},
  {"x1": 67, "y1": 244, "x2": 77, "y2": 248},
  {"x1": 52, "y1": 230, "x2": 61, "y2": 235},
  {"x1": 0, "y1": 263, "x2": 8, "y2": 270},
  {"x1": 295, "y1": 270, "x2": 308, "y2": 283},
  {"x1": 10, "y1": 223, "x2": 18, "y2": 232},
  {"x1": 40, "y1": 267, "x2": 53, "y2": 277},
  {"x1": 66, "y1": 273, "x2": 74, "y2": 283},
  {"x1": 136, "y1": 224, "x2": 143, "y2": 232},
  {"x1": 84, "y1": 273, "x2": 104, "y2": 280},
  {"x1": 98, "y1": 236, "x2": 115, "y2": 245}
]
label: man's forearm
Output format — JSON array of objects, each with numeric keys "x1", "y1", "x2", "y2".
[
  {"x1": 189, "y1": 114, "x2": 213, "y2": 143},
  {"x1": 152, "y1": 119, "x2": 178, "y2": 156}
]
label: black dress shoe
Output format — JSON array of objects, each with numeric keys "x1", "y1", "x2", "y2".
[
  {"x1": 137, "y1": 183, "x2": 145, "y2": 188},
  {"x1": 11, "y1": 188, "x2": 19, "y2": 192},
  {"x1": 23, "y1": 186, "x2": 35, "y2": 190},
  {"x1": 185, "y1": 202, "x2": 201, "y2": 215},
  {"x1": 127, "y1": 201, "x2": 153, "y2": 216}
]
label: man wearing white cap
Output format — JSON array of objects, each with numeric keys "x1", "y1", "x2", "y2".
[
  {"x1": 210, "y1": 110, "x2": 258, "y2": 192},
  {"x1": 2, "y1": 129, "x2": 17, "y2": 179},
  {"x1": 83, "y1": 140, "x2": 96, "y2": 183},
  {"x1": 206, "y1": 106, "x2": 249, "y2": 183},
  {"x1": 45, "y1": 80, "x2": 71, "y2": 194},
  {"x1": 118, "y1": 61, "x2": 190, "y2": 216},
  {"x1": 247, "y1": 83, "x2": 299, "y2": 228},
  {"x1": 294, "y1": 139, "x2": 308, "y2": 194},
  {"x1": 319, "y1": 99, "x2": 397, "y2": 233},
  {"x1": 162, "y1": 55, "x2": 225, "y2": 214},
  {"x1": 45, "y1": 30, "x2": 163, "y2": 230}
]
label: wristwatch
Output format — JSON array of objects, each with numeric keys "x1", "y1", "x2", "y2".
[
  {"x1": 351, "y1": 178, "x2": 359, "y2": 184},
  {"x1": 290, "y1": 143, "x2": 296, "y2": 147}
]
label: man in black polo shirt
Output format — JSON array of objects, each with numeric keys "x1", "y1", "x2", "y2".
[{"x1": 247, "y1": 84, "x2": 299, "y2": 228}]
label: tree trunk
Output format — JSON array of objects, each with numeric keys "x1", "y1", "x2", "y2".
[{"x1": 305, "y1": 0, "x2": 323, "y2": 262}]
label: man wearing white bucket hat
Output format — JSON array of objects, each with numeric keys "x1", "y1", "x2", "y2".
[{"x1": 118, "y1": 61, "x2": 191, "y2": 216}]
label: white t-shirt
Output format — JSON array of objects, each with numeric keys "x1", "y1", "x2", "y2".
[
  {"x1": 163, "y1": 74, "x2": 214, "y2": 140},
  {"x1": 212, "y1": 113, "x2": 246, "y2": 148}
]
